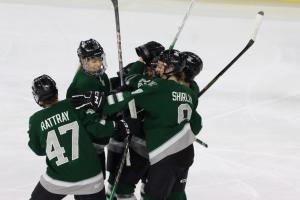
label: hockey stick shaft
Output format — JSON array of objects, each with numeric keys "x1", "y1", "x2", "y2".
[
  {"x1": 198, "y1": 39, "x2": 254, "y2": 98},
  {"x1": 110, "y1": 1, "x2": 137, "y2": 199},
  {"x1": 111, "y1": 0, "x2": 137, "y2": 118},
  {"x1": 169, "y1": 0, "x2": 195, "y2": 50},
  {"x1": 109, "y1": 136, "x2": 131, "y2": 200},
  {"x1": 111, "y1": 0, "x2": 124, "y2": 86},
  {"x1": 197, "y1": 11, "x2": 264, "y2": 98}
]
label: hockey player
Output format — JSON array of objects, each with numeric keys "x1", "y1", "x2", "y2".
[
  {"x1": 106, "y1": 49, "x2": 202, "y2": 200},
  {"x1": 163, "y1": 52, "x2": 203, "y2": 200},
  {"x1": 67, "y1": 38, "x2": 110, "y2": 102},
  {"x1": 106, "y1": 41, "x2": 165, "y2": 200},
  {"x1": 28, "y1": 74, "x2": 137, "y2": 200},
  {"x1": 66, "y1": 38, "x2": 111, "y2": 179},
  {"x1": 73, "y1": 49, "x2": 202, "y2": 200}
]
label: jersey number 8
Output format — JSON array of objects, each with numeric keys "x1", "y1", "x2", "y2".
[{"x1": 178, "y1": 103, "x2": 192, "y2": 124}]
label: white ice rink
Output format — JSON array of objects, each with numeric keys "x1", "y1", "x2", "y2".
[{"x1": 0, "y1": 0, "x2": 299, "y2": 199}]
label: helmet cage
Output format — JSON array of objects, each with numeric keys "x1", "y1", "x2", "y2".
[{"x1": 81, "y1": 53, "x2": 107, "y2": 76}]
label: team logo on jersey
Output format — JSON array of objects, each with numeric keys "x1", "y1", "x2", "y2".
[
  {"x1": 147, "y1": 80, "x2": 157, "y2": 87},
  {"x1": 138, "y1": 78, "x2": 151, "y2": 88},
  {"x1": 86, "y1": 109, "x2": 95, "y2": 114}
]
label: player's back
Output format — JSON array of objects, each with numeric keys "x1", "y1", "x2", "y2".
[
  {"x1": 28, "y1": 99, "x2": 102, "y2": 182},
  {"x1": 133, "y1": 78, "x2": 199, "y2": 164},
  {"x1": 136, "y1": 78, "x2": 197, "y2": 134}
]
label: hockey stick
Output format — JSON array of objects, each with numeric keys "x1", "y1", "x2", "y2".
[
  {"x1": 166, "y1": 0, "x2": 208, "y2": 148},
  {"x1": 170, "y1": 0, "x2": 209, "y2": 148},
  {"x1": 111, "y1": 0, "x2": 137, "y2": 117},
  {"x1": 197, "y1": 11, "x2": 265, "y2": 98},
  {"x1": 194, "y1": 11, "x2": 264, "y2": 148},
  {"x1": 111, "y1": 0, "x2": 124, "y2": 86},
  {"x1": 110, "y1": 1, "x2": 137, "y2": 200},
  {"x1": 169, "y1": 0, "x2": 196, "y2": 50},
  {"x1": 109, "y1": 135, "x2": 131, "y2": 200}
]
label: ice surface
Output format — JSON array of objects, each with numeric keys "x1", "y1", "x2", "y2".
[{"x1": 0, "y1": 1, "x2": 299, "y2": 199}]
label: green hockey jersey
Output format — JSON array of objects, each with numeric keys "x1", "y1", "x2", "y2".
[
  {"x1": 66, "y1": 68, "x2": 111, "y2": 98},
  {"x1": 190, "y1": 80, "x2": 200, "y2": 95},
  {"x1": 123, "y1": 61, "x2": 151, "y2": 158},
  {"x1": 66, "y1": 68, "x2": 111, "y2": 151},
  {"x1": 125, "y1": 61, "x2": 152, "y2": 89},
  {"x1": 105, "y1": 61, "x2": 151, "y2": 157},
  {"x1": 27, "y1": 99, "x2": 114, "y2": 194},
  {"x1": 103, "y1": 78, "x2": 202, "y2": 165}
]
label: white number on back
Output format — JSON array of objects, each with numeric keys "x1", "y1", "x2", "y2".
[
  {"x1": 178, "y1": 104, "x2": 192, "y2": 124},
  {"x1": 46, "y1": 121, "x2": 79, "y2": 166}
]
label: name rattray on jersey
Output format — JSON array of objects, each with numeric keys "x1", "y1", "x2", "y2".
[{"x1": 28, "y1": 99, "x2": 114, "y2": 182}]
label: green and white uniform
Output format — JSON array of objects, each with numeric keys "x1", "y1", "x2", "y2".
[
  {"x1": 104, "y1": 78, "x2": 202, "y2": 165},
  {"x1": 106, "y1": 61, "x2": 150, "y2": 157},
  {"x1": 28, "y1": 99, "x2": 114, "y2": 195},
  {"x1": 66, "y1": 68, "x2": 111, "y2": 174},
  {"x1": 125, "y1": 61, "x2": 152, "y2": 90},
  {"x1": 190, "y1": 80, "x2": 200, "y2": 95},
  {"x1": 107, "y1": 61, "x2": 151, "y2": 199},
  {"x1": 103, "y1": 61, "x2": 151, "y2": 200},
  {"x1": 124, "y1": 61, "x2": 151, "y2": 159}
]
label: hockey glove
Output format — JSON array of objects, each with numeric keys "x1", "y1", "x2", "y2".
[
  {"x1": 117, "y1": 62, "x2": 134, "y2": 79},
  {"x1": 71, "y1": 91, "x2": 105, "y2": 112},
  {"x1": 114, "y1": 118, "x2": 141, "y2": 141},
  {"x1": 135, "y1": 41, "x2": 165, "y2": 64}
]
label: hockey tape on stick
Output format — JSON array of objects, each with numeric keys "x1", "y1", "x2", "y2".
[{"x1": 251, "y1": 11, "x2": 264, "y2": 42}]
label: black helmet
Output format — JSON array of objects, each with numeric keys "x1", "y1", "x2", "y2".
[
  {"x1": 32, "y1": 74, "x2": 58, "y2": 106},
  {"x1": 77, "y1": 39, "x2": 104, "y2": 59},
  {"x1": 181, "y1": 51, "x2": 203, "y2": 80},
  {"x1": 158, "y1": 49, "x2": 184, "y2": 75},
  {"x1": 135, "y1": 41, "x2": 165, "y2": 64}
]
